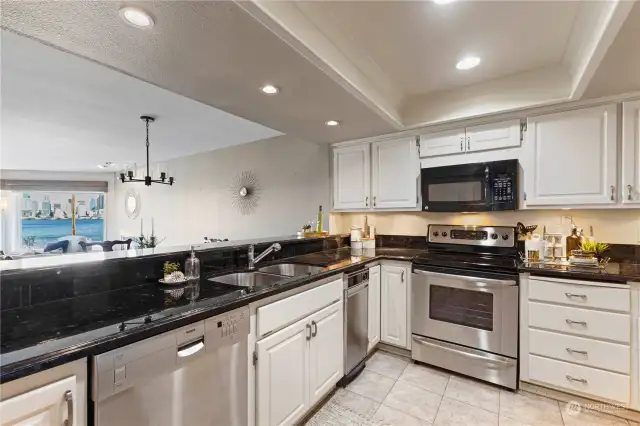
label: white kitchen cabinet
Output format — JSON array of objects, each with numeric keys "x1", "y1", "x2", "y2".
[
  {"x1": 419, "y1": 129, "x2": 465, "y2": 157},
  {"x1": 367, "y1": 265, "x2": 381, "y2": 352},
  {"x1": 372, "y1": 138, "x2": 418, "y2": 209},
  {"x1": 332, "y1": 144, "x2": 371, "y2": 210},
  {"x1": 256, "y1": 317, "x2": 310, "y2": 426},
  {"x1": 380, "y1": 264, "x2": 409, "y2": 349},
  {"x1": 465, "y1": 119, "x2": 521, "y2": 153},
  {"x1": 0, "y1": 376, "x2": 75, "y2": 426},
  {"x1": 622, "y1": 100, "x2": 640, "y2": 204},
  {"x1": 308, "y1": 302, "x2": 343, "y2": 406},
  {"x1": 523, "y1": 105, "x2": 618, "y2": 206}
]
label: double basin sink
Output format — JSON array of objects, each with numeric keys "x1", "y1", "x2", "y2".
[{"x1": 208, "y1": 263, "x2": 325, "y2": 288}]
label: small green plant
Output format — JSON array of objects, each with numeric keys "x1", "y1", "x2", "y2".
[
  {"x1": 22, "y1": 236, "x2": 36, "y2": 249},
  {"x1": 163, "y1": 261, "x2": 181, "y2": 276},
  {"x1": 133, "y1": 233, "x2": 165, "y2": 249},
  {"x1": 580, "y1": 240, "x2": 610, "y2": 254}
]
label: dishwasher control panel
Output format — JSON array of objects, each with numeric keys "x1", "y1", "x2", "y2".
[{"x1": 206, "y1": 308, "x2": 249, "y2": 347}]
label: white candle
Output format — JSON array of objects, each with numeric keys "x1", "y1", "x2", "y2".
[
  {"x1": 140, "y1": 217, "x2": 143, "y2": 235},
  {"x1": 151, "y1": 218, "x2": 155, "y2": 236}
]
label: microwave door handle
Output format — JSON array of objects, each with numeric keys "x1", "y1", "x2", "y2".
[{"x1": 414, "y1": 270, "x2": 516, "y2": 288}]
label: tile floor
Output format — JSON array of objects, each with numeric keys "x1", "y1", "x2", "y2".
[{"x1": 304, "y1": 350, "x2": 635, "y2": 426}]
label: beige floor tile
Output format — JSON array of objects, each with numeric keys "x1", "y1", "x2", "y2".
[
  {"x1": 347, "y1": 370, "x2": 396, "y2": 403},
  {"x1": 382, "y1": 381, "x2": 443, "y2": 423},
  {"x1": 433, "y1": 397, "x2": 499, "y2": 426},
  {"x1": 499, "y1": 391, "x2": 563, "y2": 426},
  {"x1": 443, "y1": 376, "x2": 500, "y2": 413},
  {"x1": 499, "y1": 417, "x2": 533, "y2": 426},
  {"x1": 331, "y1": 388, "x2": 381, "y2": 420},
  {"x1": 371, "y1": 404, "x2": 432, "y2": 426},
  {"x1": 562, "y1": 408, "x2": 629, "y2": 426},
  {"x1": 398, "y1": 362, "x2": 450, "y2": 395},
  {"x1": 366, "y1": 351, "x2": 410, "y2": 379}
]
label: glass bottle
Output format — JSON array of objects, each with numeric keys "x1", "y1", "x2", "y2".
[
  {"x1": 565, "y1": 225, "x2": 581, "y2": 258},
  {"x1": 317, "y1": 205, "x2": 323, "y2": 233},
  {"x1": 185, "y1": 245, "x2": 200, "y2": 279}
]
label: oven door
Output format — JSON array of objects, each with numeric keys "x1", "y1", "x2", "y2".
[{"x1": 412, "y1": 267, "x2": 518, "y2": 358}]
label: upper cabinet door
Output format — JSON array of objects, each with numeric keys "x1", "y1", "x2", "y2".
[
  {"x1": 419, "y1": 129, "x2": 466, "y2": 157},
  {"x1": 333, "y1": 144, "x2": 371, "y2": 210},
  {"x1": 466, "y1": 120, "x2": 521, "y2": 153},
  {"x1": 523, "y1": 105, "x2": 618, "y2": 206},
  {"x1": 372, "y1": 138, "x2": 418, "y2": 209},
  {"x1": 0, "y1": 376, "x2": 76, "y2": 426},
  {"x1": 622, "y1": 100, "x2": 640, "y2": 204}
]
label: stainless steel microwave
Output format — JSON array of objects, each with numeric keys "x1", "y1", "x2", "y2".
[{"x1": 421, "y1": 159, "x2": 518, "y2": 212}]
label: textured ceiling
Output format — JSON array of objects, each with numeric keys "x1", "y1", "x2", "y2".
[
  {"x1": 1, "y1": 30, "x2": 280, "y2": 172},
  {"x1": 1, "y1": 0, "x2": 395, "y2": 144},
  {"x1": 295, "y1": 1, "x2": 581, "y2": 98},
  {"x1": 583, "y1": 1, "x2": 640, "y2": 99}
]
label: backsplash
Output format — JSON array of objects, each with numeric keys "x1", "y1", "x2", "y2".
[{"x1": 330, "y1": 210, "x2": 640, "y2": 245}]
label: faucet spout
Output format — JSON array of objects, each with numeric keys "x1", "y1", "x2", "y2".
[{"x1": 248, "y1": 243, "x2": 281, "y2": 270}]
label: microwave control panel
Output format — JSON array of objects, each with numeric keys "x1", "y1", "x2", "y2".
[{"x1": 492, "y1": 177, "x2": 513, "y2": 202}]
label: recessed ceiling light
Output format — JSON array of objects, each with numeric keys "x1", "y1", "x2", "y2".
[
  {"x1": 433, "y1": 0, "x2": 456, "y2": 4},
  {"x1": 325, "y1": 120, "x2": 340, "y2": 126},
  {"x1": 456, "y1": 56, "x2": 481, "y2": 70},
  {"x1": 98, "y1": 162, "x2": 116, "y2": 169},
  {"x1": 119, "y1": 7, "x2": 154, "y2": 29},
  {"x1": 260, "y1": 85, "x2": 279, "y2": 95}
]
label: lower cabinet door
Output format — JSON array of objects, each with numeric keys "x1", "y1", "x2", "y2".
[
  {"x1": 308, "y1": 301, "x2": 344, "y2": 406},
  {"x1": 256, "y1": 317, "x2": 310, "y2": 426},
  {"x1": 368, "y1": 265, "x2": 381, "y2": 352},
  {"x1": 381, "y1": 265, "x2": 408, "y2": 348},
  {"x1": 0, "y1": 376, "x2": 76, "y2": 426}
]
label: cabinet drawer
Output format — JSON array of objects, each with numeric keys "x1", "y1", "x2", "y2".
[
  {"x1": 529, "y1": 329, "x2": 630, "y2": 374},
  {"x1": 528, "y1": 278, "x2": 630, "y2": 313},
  {"x1": 529, "y1": 355, "x2": 630, "y2": 404},
  {"x1": 257, "y1": 278, "x2": 343, "y2": 337},
  {"x1": 529, "y1": 302, "x2": 630, "y2": 344}
]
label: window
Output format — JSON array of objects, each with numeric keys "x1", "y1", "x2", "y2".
[{"x1": 19, "y1": 192, "x2": 106, "y2": 250}]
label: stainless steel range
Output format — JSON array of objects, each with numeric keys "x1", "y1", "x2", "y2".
[{"x1": 411, "y1": 224, "x2": 519, "y2": 389}]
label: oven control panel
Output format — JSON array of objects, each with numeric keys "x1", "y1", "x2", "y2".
[{"x1": 428, "y1": 225, "x2": 515, "y2": 247}]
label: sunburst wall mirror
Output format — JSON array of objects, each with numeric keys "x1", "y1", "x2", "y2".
[{"x1": 230, "y1": 171, "x2": 261, "y2": 215}]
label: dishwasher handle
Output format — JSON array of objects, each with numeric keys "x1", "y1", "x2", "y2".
[
  {"x1": 347, "y1": 282, "x2": 368, "y2": 297},
  {"x1": 177, "y1": 338, "x2": 205, "y2": 358}
]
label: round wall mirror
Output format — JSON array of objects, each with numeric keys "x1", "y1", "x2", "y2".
[{"x1": 125, "y1": 190, "x2": 140, "y2": 219}]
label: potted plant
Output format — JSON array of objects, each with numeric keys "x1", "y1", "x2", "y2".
[
  {"x1": 579, "y1": 240, "x2": 610, "y2": 262},
  {"x1": 163, "y1": 261, "x2": 185, "y2": 283}
]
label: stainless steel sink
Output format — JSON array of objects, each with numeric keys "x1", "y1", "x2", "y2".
[
  {"x1": 208, "y1": 272, "x2": 285, "y2": 287},
  {"x1": 257, "y1": 263, "x2": 325, "y2": 277}
]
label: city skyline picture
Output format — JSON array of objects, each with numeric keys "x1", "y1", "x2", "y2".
[{"x1": 21, "y1": 192, "x2": 105, "y2": 220}]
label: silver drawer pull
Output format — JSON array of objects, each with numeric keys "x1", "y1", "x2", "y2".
[
  {"x1": 565, "y1": 319, "x2": 587, "y2": 326},
  {"x1": 566, "y1": 375, "x2": 587, "y2": 384},
  {"x1": 565, "y1": 292, "x2": 587, "y2": 300},
  {"x1": 64, "y1": 390, "x2": 74, "y2": 426},
  {"x1": 566, "y1": 348, "x2": 588, "y2": 355}
]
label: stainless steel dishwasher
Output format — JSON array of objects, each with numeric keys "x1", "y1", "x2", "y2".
[
  {"x1": 341, "y1": 268, "x2": 369, "y2": 385},
  {"x1": 92, "y1": 306, "x2": 248, "y2": 426}
]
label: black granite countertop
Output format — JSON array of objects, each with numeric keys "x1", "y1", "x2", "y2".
[
  {"x1": 0, "y1": 247, "x2": 423, "y2": 383},
  {"x1": 519, "y1": 261, "x2": 640, "y2": 283}
]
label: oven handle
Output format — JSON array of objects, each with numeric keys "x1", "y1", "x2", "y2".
[
  {"x1": 412, "y1": 335, "x2": 516, "y2": 367},
  {"x1": 413, "y1": 270, "x2": 516, "y2": 288}
]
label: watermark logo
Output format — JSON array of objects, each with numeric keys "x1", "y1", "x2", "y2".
[{"x1": 565, "y1": 401, "x2": 582, "y2": 416}]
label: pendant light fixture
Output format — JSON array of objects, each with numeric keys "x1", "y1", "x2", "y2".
[{"x1": 120, "y1": 116, "x2": 174, "y2": 186}]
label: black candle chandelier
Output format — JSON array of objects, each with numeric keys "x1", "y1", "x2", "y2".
[{"x1": 120, "y1": 116, "x2": 175, "y2": 186}]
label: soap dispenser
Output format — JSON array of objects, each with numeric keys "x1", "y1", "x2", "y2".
[{"x1": 185, "y1": 245, "x2": 201, "y2": 280}]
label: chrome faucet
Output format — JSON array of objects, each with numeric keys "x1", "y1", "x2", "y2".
[{"x1": 248, "y1": 243, "x2": 282, "y2": 270}]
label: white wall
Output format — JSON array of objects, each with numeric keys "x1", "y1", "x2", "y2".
[
  {"x1": 330, "y1": 210, "x2": 640, "y2": 245},
  {"x1": 112, "y1": 135, "x2": 330, "y2": 246}
]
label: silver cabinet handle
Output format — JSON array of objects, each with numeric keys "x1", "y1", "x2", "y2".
[
  {"x1": 628, "y1": 185, "x2": 633, "y2": 201},
  {"x1": 311, "y1": 321, "x2": 317, "y2": 337},
  {"x1": 64, "y1": 390, "x2": 74, "y2": 426},
  {"x1": 467, "y1": 136, "x2": 470, "y2": 151},
  {"x1": 365, "y1": 196, "x2": 369, "y2": 207},
  {"x1": 306, "y1": 323, "x2": 312, "y2": 341},
  {"x1": 373, "y1": 196, "x2": 377, "y2": 207},
  {"x1": 566, "y1": 375, "x2": 587, "y2": 384},
  {"x1": 401, "y1": 270, "x2": 405, "y2": 282},
  {"x1": 610, "y1": 185, "x2": 615, "y2": 201},
  {"x1": 460, "y1": 137, "x2": 464, "y2": 151},
  {"x1": 566, "y1": 319, "x2": 587, "y2": 326},
  {"x1": 177, "y1": 338, "x2": 205, "y2": 358},
  {"x1": 565, "y1": 292, "x2": 587, "y2": 300},
  {"x1": 566, "y1": 348, "x2": 588, "y2": 355}
]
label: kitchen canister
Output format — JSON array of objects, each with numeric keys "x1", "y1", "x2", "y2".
[{"x1": 350, "y1": 226, "x2": 362, "y2": 243}]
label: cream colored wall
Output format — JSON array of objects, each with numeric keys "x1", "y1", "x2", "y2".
[{"x1": 330, "y1": 210, "x2": 640, "y2": 245}]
